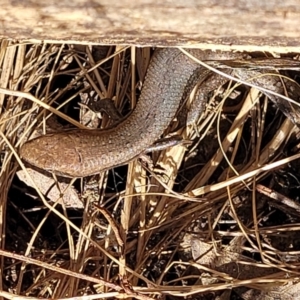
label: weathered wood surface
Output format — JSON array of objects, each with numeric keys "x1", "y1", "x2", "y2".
[{"x1": 1, "y1": 0, "x2": 300, "y2": 50}]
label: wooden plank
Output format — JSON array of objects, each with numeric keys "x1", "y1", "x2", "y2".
[{"x1": 1, "y1": 0, "x2": 300, "y2": 51}]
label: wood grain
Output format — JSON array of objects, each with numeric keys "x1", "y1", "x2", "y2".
[{"x1": 1, "y1": 0, "x2": 300, "y2": 50}]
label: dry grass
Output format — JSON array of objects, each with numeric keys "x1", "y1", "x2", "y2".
[{"x1": 0, "y1": 40, "x2": 300, "y2": 299}]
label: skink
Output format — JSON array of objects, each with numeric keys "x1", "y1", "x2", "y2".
[{"x1": 20, "y1": 48, "x2": 300, "y2": 177}]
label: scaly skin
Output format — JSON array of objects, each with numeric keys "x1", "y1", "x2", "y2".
[{"x1": 20, "y1": 48, "x2": 300, "y2": 177}]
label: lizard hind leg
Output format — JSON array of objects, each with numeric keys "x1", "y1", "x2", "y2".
[
  {"x1": 86, "y1": 98, "x2": 123, "y2": 124},
  {"x1": 186, "y1": 70, "x2": 231, "y2": 127}
]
